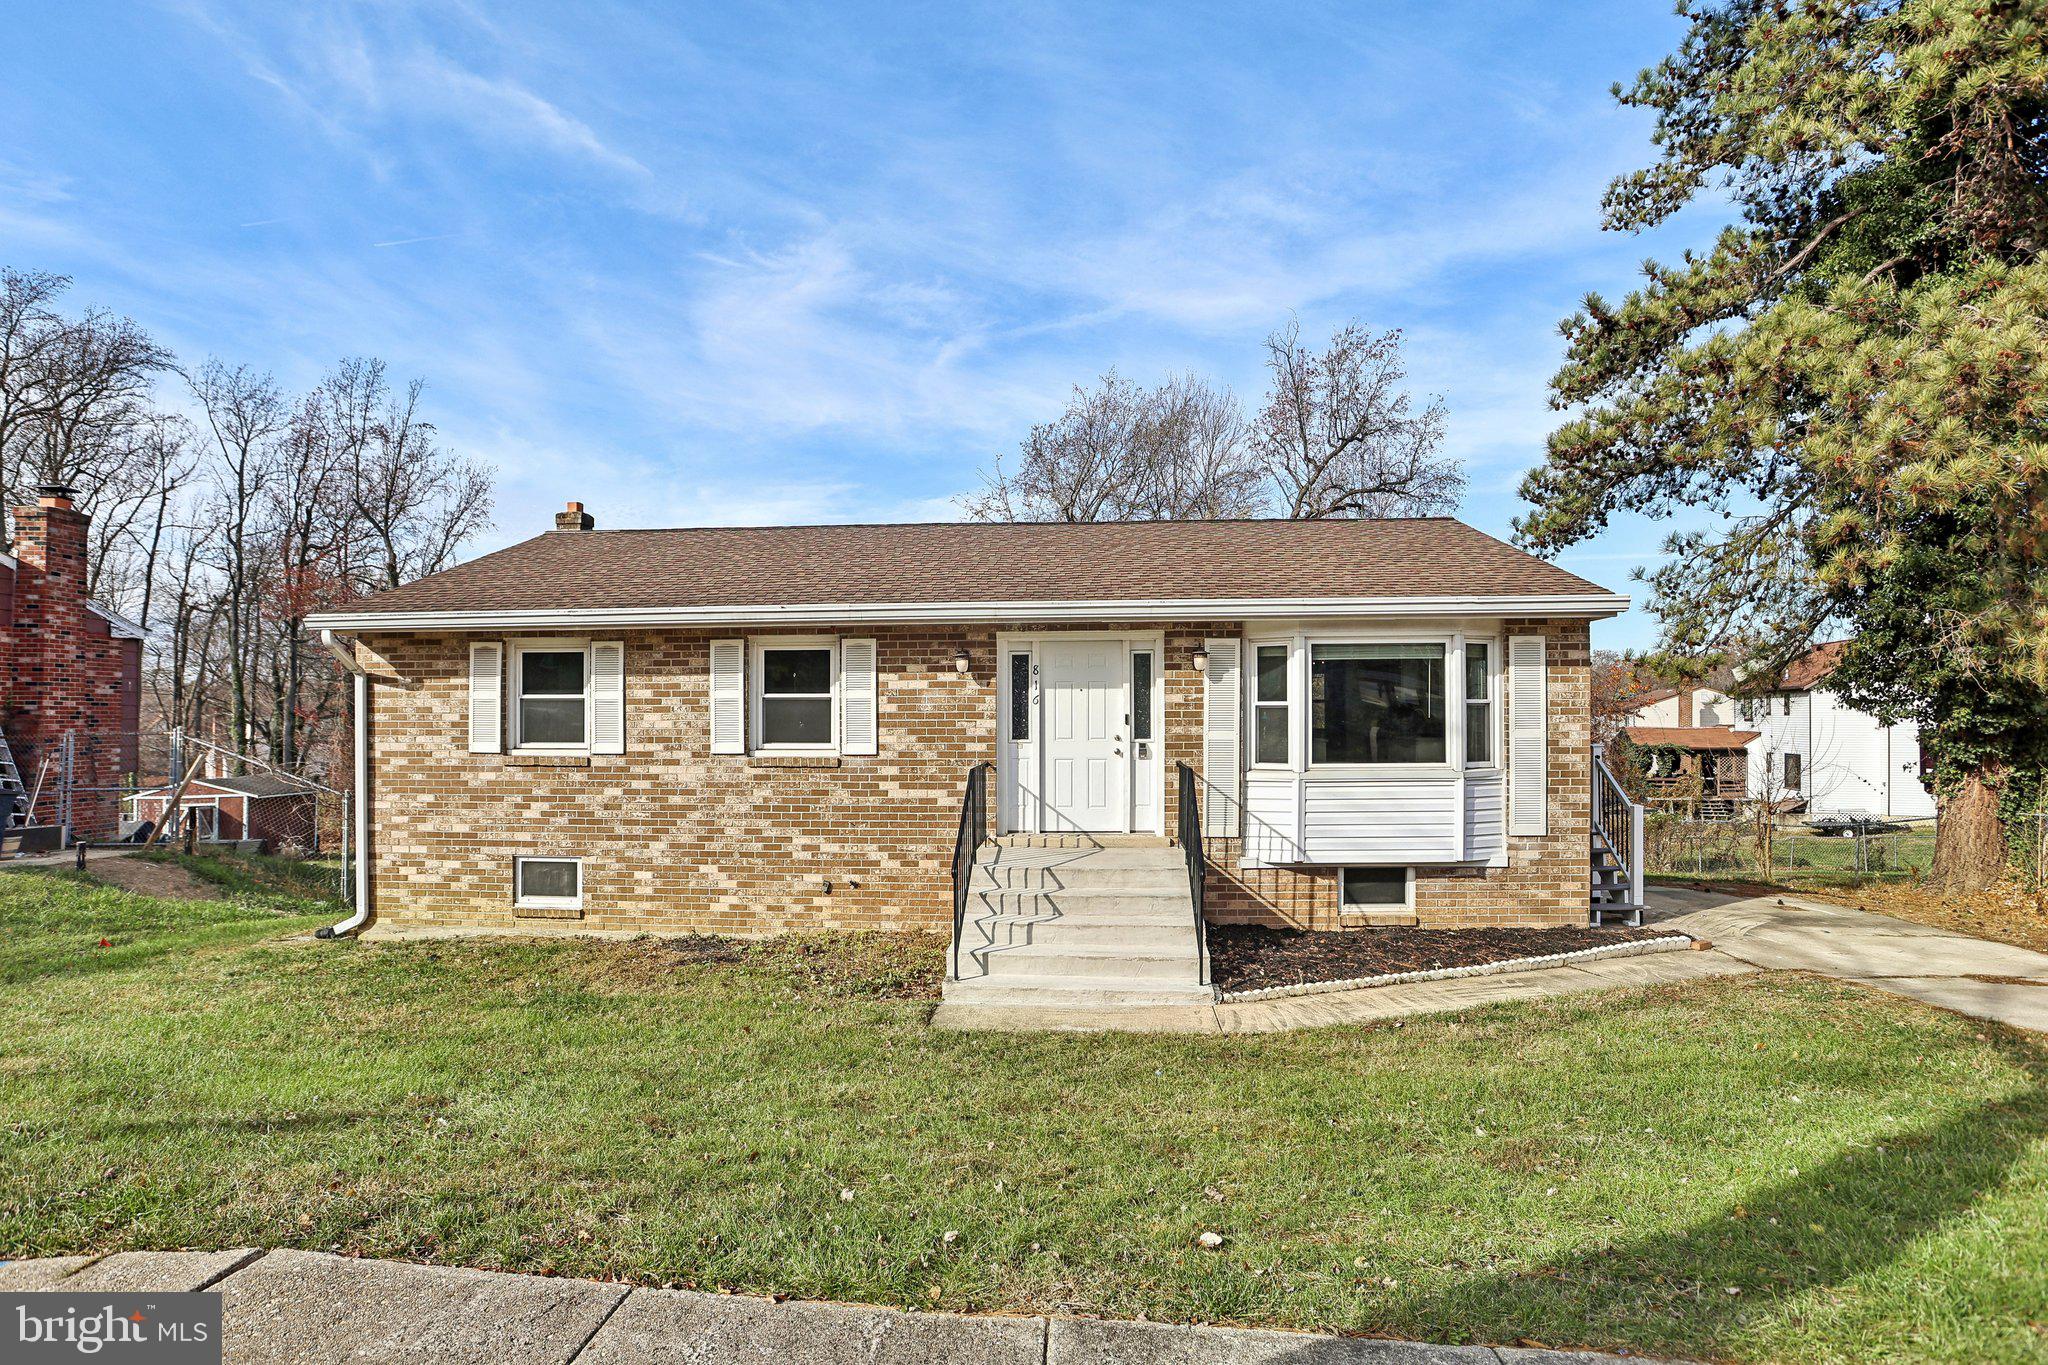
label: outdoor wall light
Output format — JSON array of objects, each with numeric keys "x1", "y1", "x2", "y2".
[
  {"x1": 1192, "y1": 646, "x2": 1209, "y2": 674},
  {"x1": 953, "y1": 649, "x2": 971, "y2": 674}
]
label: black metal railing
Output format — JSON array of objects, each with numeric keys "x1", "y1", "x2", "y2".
[
  {"x1": 1175, "y1": 761, "x2": 1212, "y2": 987},
  {"x1": 949, "y1": 762, "x2": 989, "y2": 980}
]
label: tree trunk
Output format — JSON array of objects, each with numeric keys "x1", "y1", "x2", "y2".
[{"x1": 1933, "y1": 768, "x2": 2006, "y2": 890}]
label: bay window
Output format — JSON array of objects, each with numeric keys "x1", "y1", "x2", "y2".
[
  {"x1": 1253, "y1": 644, "x2": 1290, "y2": 765},
  {"x1": 1464, "y1": 641, "x2": 1494, "y2": 766},
  {"x1": 1311, "y1": 643, "x2": 1446, "y2": 765}
]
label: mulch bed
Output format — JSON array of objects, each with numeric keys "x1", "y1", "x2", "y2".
[{"x1": 1208, "y1": 923, "x2": 1683, "y2": 994}]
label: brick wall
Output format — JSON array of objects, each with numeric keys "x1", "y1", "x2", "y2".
[
  {"x1": 3, "y1": 492, "x2": 138, "y2": 838},
  {"x1": 360, "y1": 616, "x2": 1591, "y2": 935}
]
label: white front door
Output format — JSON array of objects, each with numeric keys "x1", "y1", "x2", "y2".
[{"x1": 1040, "y1": 639, "x2": 1128, "y2": 832}]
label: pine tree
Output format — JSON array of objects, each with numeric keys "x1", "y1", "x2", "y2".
[{"x1": 1518, "y1": 0, "x2": 2048, "y2": 887}]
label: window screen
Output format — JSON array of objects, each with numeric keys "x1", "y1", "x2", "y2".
[
  {"x1": 516, "y1": 858, "x2": 580, "y2": 905},
  {"x1": 760, "y1": 647, "x2": 834, "y2": 746},
  {"x1": 518, "y1": 649, "x2": 587, "y2": 746}
]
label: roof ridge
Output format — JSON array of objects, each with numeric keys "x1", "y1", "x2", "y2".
[{"x1": 554, "y1": 516, "x2": 1468, "y2": 534}]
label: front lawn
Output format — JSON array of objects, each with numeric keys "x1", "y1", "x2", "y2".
[{"x1": 2, "y1": 862, "x2": 2044, "y2": 1363}]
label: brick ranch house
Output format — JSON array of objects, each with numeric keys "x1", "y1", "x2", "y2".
[
  {"x1": 305, "y1": 507, "x2": 1641, "y2": 1006},
  {"x1": 1, "y1": 485, "x2": 144, "y2": 841}
]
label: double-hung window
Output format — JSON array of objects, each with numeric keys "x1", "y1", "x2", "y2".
[
  {"x1": 1463, "y1": 641, "x2": 1494, "y2": 766},
  {"x1": 514, "y1": 643, "x2": 589, "y2": 749},
  {"x1": 755, "y1": 642, "x2": 836, "y2": 750},
  {"x1": 1310, "y1": 643, "x2": 1446, "y2": 765},
  {"x1": 1253, "y1": 644, "x2": 1290, "y2": 765}
]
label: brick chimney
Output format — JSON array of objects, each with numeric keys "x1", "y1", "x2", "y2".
[
  {"x1": 554, "y1": 500, "x2": 595, "y2": 531},
  {"x1": 9, "y1": 482, "x2": 132, "y2": 837},
  {"x1": 1676, "y1": 687, "x2": 1695, "y2": 727}
]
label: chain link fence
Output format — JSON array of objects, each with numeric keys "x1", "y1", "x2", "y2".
[
  {"x1": 1646, "y1": 815, "x2": 1937, "y2": 883},
  {"x1": 6, "y1": 726, "x2": 350, "y2": 903}
]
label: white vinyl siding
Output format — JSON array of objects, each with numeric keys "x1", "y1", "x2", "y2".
[{"x1": 467, "y1": 641, "x2": 503, "y2": 754}]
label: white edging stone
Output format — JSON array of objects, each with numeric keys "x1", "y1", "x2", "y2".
[{"x1": 1217, "y1": 935, "x2": 1694, "y2": 1004}]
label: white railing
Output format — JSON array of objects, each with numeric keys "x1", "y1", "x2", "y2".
[{"x1": 1591, "y1": 743, "x2": 1645, "y2": 907}]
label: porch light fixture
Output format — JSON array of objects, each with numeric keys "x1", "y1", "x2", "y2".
[
  {"x1": 953, "y1": 648, "x2": 971, "y2": 674},
  {"x1": 1192, "y1": 646, "x2": 1209, "y2": 674}
]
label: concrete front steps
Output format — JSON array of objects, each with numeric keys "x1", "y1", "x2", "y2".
[{"x1": 943, "y1": 840, "x2": 1216, "y2": 1010}]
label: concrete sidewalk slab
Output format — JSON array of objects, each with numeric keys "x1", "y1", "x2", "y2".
[
  {"x1": 1650, "y1": 886, "x2": 2048, "y2": 1031},
  {"x1": 0, "y1": 1255, "x2": 93, "y2": 1290},
  {"x1": 1048, "y1": 1316, "x2": 1498, "y2": 1362},
  {"x1": 214, "y1": 1248, "x2": 628, "y2": 1365},
  {"x1": 58, "y1": 1248, "x2": 260, "y2": 1292},
  {"x1": 580, "y1": 1285, "x2": 1044, "y2": 1364}
]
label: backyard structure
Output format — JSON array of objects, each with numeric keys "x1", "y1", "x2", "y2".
[
  {"x1": 1622, "y1": 643, "x2": 1934, "y2": 823},
  {"x1": 305, "y1": 506, "x2": 1636, "y2": 1006},
  {"x1": 126, "y1": 771, "x2": 323, "y2": 852},
  {"x1": 0, "y1": 484, "x2": 144, "y2": 841}
]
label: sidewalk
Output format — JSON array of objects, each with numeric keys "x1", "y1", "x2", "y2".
[
  {"x1": 937, "y1": 885, "x2": 2048, "y2": 1035},
  {"x1": 0, "y1": 1247, "x2": 1671, "y2": 1363}
]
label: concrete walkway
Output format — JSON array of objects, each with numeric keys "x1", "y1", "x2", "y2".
[
  {"x1": 938, "y1": 885, "x2": 2048, "y2": 1034},
  {"x1": 0, "y1": 1247, "x2": 1670, "y2": 1363}
]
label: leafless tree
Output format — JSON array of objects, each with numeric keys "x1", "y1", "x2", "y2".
[
  {"x1": 340, "y1": 366, "x2": 493, "y2": 591},
  {"x1": 965, "y1": 371, "x2": 1265, "y2": 522},
  {"x1": 0, "y1": 274, "x2": 175, "y2": 552},
  {"x1": 969, "y1": 321, "x2": 1463, "y2": 525},
  {"x1": 190, "y1": 359, "x2": 289, "y2": 763},
  {"x1": 1255, "y1": 321, "x2": 1462, "y2": 519}
]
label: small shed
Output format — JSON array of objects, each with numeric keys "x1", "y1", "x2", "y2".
[{"x1": 126, "y1": 773, "x2": 321, "y2": 852}]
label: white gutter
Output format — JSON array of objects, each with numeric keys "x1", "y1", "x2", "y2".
[
  {"x1": 306, "y1": 592, "x2": 1631, "y2": 633},
  {"x1": 316, "y1": 632, "x2": 371, "y2": 940}
]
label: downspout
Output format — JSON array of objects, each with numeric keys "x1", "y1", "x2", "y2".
[{"x1": 316, "y1": 631, "x2": 371, "y2": 939}]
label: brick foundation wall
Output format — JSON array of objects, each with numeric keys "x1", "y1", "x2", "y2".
[{"x1": 361, "y1": 617, "x2": 1591, "y2": 935}]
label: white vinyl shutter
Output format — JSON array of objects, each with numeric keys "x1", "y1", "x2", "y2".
[
  {"x1": 840, "y1": 638, "x2": 877, "y2": 756},
  {"x1": 709, "y1": 639, "x2": 745, "y2": 754},
  {"x1": 590, "y1": 640, "x2": 625, "y2": 755},
  {"x1": 468, "y1": 641, "x2": 503, "y2": 754},
  {"x1": 1508, "y1": 634, "x2": 1549, "y2": 836},
  {"x1": 1202, "y1": 638, "x2": 1242, "y2": 834}
]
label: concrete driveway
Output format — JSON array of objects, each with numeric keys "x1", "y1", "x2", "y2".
[{"x1": 1648, "y1": 884, "x2": 2048, "y2": 1032}]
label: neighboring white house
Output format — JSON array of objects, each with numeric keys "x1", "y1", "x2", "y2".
[{"x1": 1623, "y1": 641, "x2": 1935, "y2": 822}]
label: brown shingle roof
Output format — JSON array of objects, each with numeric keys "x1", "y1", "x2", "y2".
[
  {"x1": 1623, "y1": 725, "x2": 1760, "y2": 751},
  {"x1": 1781, "y1": 640, "x2": 1848, "y2": 691},
  {"x1": 319, "y1": 519, "x2": 1615, "y2": 618}
]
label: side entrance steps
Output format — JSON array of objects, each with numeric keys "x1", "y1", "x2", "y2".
[
  {"x1": 943, "y1": 841, "x2": 1217, "y2": 1009},
  {"x1": 1589, "y1": 831, "x2": 1643, "y2": 927}
]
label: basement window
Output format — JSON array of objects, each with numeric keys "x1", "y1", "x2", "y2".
[
  {"x1": 1341, "y1": 866, "x2": 1411, "y2": 909},
  {"x1": 515, "y1": 857, "x2": 583, "y2": 911}
]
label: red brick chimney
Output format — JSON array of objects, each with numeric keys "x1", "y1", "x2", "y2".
[
  {"x1": 554, "y1": 500, "x2": 595, "y2": 531},
  {"x1": 9, "y1": 483, "x2": 132, "y2": 837}
]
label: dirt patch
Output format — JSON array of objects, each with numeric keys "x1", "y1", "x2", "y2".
[
  {"x1": 530, "y1": 929, "x2": 946, "y2": 1001},
  {"x1": 1209, "y1": 924, "x2": 1683, "y2": 994},
  {"x1": 84, "y1": 856, "x2": 221, "y2": 903}
]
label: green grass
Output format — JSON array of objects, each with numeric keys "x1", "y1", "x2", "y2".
[{"x1": 2, "y1": 870, "x2": 2045, "y2": 1363}]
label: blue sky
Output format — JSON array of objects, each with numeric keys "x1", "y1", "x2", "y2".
[{"x1": 1, "y1": 1, "x2": 1730, "y2": 651}]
